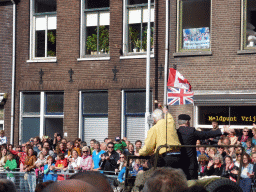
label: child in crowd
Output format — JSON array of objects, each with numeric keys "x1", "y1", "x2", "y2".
[
  {"x1": 4, "y1": 153, "x2": 17, "y2": 183},
  {"x1": 114, "y1": 137, "x2": 127, "y2": 152},
  {"x1": 55, "y1": 153, "x2": 68, "y2": 181},
  {"x1": 43, "y1": 156, "x2": 57, "y2": 182},
  {"x1": 131, "y1": 159, "x2": 143, "y2": 176},
  {"x1": 34, "y1": 153, "x2": 45, "y2": 179}
]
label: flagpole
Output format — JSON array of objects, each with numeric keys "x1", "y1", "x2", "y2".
[{"x1": 145, "y1": 0, "x2": 151, "y2": 136}]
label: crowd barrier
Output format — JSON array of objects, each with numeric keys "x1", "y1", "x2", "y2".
[{"x1": 0, "y1": 169, "x2": 118, "y2": 192}]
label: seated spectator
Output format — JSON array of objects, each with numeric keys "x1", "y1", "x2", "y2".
[
  {"x1": 4, "y1": 153, "x2": 17, "y2": 183},
  {"x1": 80, "y1": 146, "x2": 92, "y2": 171},
  {"x1": 55, "y1": 153, "x2": 68, "y2": 181},
  {"x1": 221, "y1": 155, "x2": 237, "y2": 182},
  {"x1": 0, "y1": 179, "x2": 17, "y2": 192},
  {"x1": 68, "y1": 149, "x2": 81, "y2": 172},
  {"x1": 142, "y1": 167, "x2": 188, "y2": 192},
  {"x1": 43, "y1": 156, "x2": 57, "y2": 182},
  {"x1": 100, "y1": 142, "x2": 119, "y2": 174},
  {"x1": 205, "y1": 154, "x2": 223, "y2": 176},
  {"x1": 114, "y1": 137, "x2": 127, "y2": 152},
  {"x1": 91, "y1": 141, "x2": 105, "y2": 171},
  {"x1": 198, "y1": 154, "x2": 209, "y2": 177}
]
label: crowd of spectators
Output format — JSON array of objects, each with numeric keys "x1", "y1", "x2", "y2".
[{"x1": 1, "y1": 122, "x2": 256, "y2": 192}]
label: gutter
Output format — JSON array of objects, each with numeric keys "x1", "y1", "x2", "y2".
[{"x1": 10, "y1": 0, "x2": 16, "y2": 144}]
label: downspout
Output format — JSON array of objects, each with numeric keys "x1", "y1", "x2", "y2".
[
  {"x1": 164, "y1": 0, "x2": 169, "y2": 106},
  {"x1": 10, "y1": 0, "x2": 16, "y2": 144}
]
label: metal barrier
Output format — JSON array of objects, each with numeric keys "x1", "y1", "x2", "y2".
[{"x1": 0, "y1": 169, "x2": 118, "y2": 192}]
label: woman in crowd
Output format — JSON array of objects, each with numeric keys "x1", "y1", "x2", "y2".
[
  {"x1": 125, "y1": 143, "x2": 134, "y2": 156},
  {"x1": 238, "y1": 127, "x2": 250, "y2": 144},
  {"x1": 55, "y1": 142, "x2": 67, "y2": 156},
  {"x1": 252, "y1": 128, "x2": 256, "y2": 146},
  {"x1": 80, "y1": 146, "x2": 92, "y2": 171},
  {"x1": 43, "y1": 156, "x2": 57, "y2": 182},
  {"x1": 115, "y1": 153, "x2": 127, "y2": 173},
  {"x1": 232, "y1": 153, "x2": 253, "y2": 192},
  {"x1": 228, "y1": 129, "x2": 238, "y2": 145},
  {"x1": 0, "y1": 147, "x2": 8, "y2": 171},
  {"x1": 73, "y1": 142, "x2": 81, "y2": 157},
  {"x1": 208, "y1": 147, "x2": 217, "y2": 160},
  {"x1": 92, "y1": 141, "x2": 105, "y2": 171},
  {"x1": 68, "y1": 149, "x2": 81, "y2": 173},
  {"x1": 234, "y1": 151, "x2": 242, "y2": 167},
  {"x1": 198, "y1": 154, "x2": 209, "y2": 177},
  {"x1": 53, "y1": 133, "x2": 62, "y2": 150},
  {"x1": 24, "y1": 147, "x2": 37, "y2": 192},
  {"x1": 206, "y1": 154, "x2": 223, "y2": 176},
  {"x1": 221, "y1": 155, "x2": 237, "y2": 182},
  {"x1": 217, "y1": 146, "x2": 226, "y2": 159}
]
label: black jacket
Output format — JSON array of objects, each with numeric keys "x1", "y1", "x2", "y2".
[
  {"x1": 177, "y1": 126, "x2": 222, "y2": 171},
  {"x1": 99, "y1": 150, "x2": 119, "y2": 173}
]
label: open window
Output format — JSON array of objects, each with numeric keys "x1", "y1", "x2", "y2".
[
  {"x1": 242, "y1": 0, "x2": 256, "y2": 49},
  {"x1": 123, "y1": 0, "x2": 154, "y2": 55},
  {"x1": 81, "y1": 0, "x2": 110, "y2": 57},
  {"x1": 177, "y1": 0, "x2": 211, "y2": 52},
  {"x1": 30, "y1": 0, "x2": 57, "y2": 60}
]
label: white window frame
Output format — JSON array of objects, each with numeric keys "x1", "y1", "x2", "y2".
[
  {"x1": 79, "y1": 0, "x2": 110, "y2": 59},
  {"x1": 176, "y1": 0, "x2": 212, "y2": 52},
  {"x1": 122, "y1": 0, "x2": 155, "y2": 56},
  {"x1": 19, "y1": 92, "x2": 64, "y2": 144},
  {"x1": 28, "y1": 0, "x2": 57, "y2": 62}
]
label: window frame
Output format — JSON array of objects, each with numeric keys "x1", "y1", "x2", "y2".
[
  {"x1": 176, "y1": 0, "x2": 212, "y2": 53},
  {"x1": 122, "y1": 0, "x2": 155, "y2": 56},
  {"x1": 29, "y1": 0, "x2": 57, "y2": 62},
  {"x1": 19, "y1": 91, "x2": 64, "y2": 144},
  {"x1": 80, "y1": 0, "x2": 110, "y2": 58}
]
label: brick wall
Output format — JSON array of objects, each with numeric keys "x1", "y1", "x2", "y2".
[{"x1": 0, "y1": 1, "x2": 13, "y2": 142}]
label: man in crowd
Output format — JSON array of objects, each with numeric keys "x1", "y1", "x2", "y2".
[
  {"x1": 100, "y1": 142, "x2": 107, "y2": 152},
  {"x1": 99, "y1": 142, "x2": 119, "y2": 174},
  {"x1": 177, "y1": 114, "x2": 230, "y2": 180},
  {"x1": 33, "y1": 136, "x2": 41, "y2": 155},
  {"x1": 43, "y1": 141, "x2": 55, "y2": 157},
  {"x1": 139, "y1": 107, "x2": 181, "y2": 168}
]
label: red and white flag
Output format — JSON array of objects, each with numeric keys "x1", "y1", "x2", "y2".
[{"x1": 167, "y1": 68, "x2": 192, "y2": 91}]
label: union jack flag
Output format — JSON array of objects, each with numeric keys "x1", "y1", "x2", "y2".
[{"x1": 167, "y1": 87, "x2": 194, "y2": 105}]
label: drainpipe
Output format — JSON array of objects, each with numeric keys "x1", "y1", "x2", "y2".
[
  {"x1": 10, "y1": 0, "x2": 16, "y2": 144},
  {"x1": 164, "y1": 0, "x2": 169, "y2": 106},
  {"x1": 145, "y1": 0, "x2": 151, "y2": 136}
]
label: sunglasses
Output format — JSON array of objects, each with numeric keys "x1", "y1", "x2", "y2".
[
  {"x1": 108, "y1": 146, "x2": 114, "y2": 148},
  {"x1": 244, "y1": 131, "x2": 249, "y2": 132},
  {"x1": 83, "y1": 151, "x2": 88, "y2": 153}
]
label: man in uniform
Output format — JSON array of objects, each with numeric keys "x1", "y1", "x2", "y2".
[
  {"x1": 177, "y1": 114, "x2": 230, "y2": 180},
  {"x1": 139, "y1": 107, "x2": 181, "y2": 168}
]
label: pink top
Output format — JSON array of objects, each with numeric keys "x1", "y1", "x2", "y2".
[{"x1": 80, "y1": 155, "x2": 92, "y2": 171}]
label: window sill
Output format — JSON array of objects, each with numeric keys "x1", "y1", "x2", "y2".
[
  {"x1": 77, "y1": 57, "x2": 110, "y2": 61},
  {"x1": 237, "y1": 49, "x2": 256, "y2": 55},
  {"x1": 26, "y1": 58, "x2": 57, "y2": 63},
  {"x1": 173, "y1": 51, "x2": 212, "y2": 57},
  {"x1": 120, "y1": 54, "x2": 154, "y2": 59}
]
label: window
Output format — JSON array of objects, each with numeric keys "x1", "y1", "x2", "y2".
[
  {"x1": 30, "y1": 0, "x2": 57, "y2": 60},
  {"x1": 0, "y1": 105, "x2": 4, "y2": 130},
  {"x1": 121, "y1": 90, "x2": 152, "y2": 144},
  {"x1": 242, "y1": 0, "x2": 256, "y2": 49},
  {"x1": 20, "y1": 92, "x2": 63, "y2": 143},
  {"x1": 82, "y1": 91, "x2": 108, "y2": 143},
  {"x1": 177, "y1": 0, "x2": 211, "y2": 52},
  {"x1": 81, "y1": 0, "x2": 110, "y2": 57},
  {"x1": 123, "y1": 0, "x2": 154, "y2": 55}
]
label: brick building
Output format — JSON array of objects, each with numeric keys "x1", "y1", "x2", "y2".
[
  {"x1": 13, "y1": 0, "x2": 165, "y2": 145},
  {"x1": 12, "y1": 0, "x2": 256, "y2": 145},
  {"x1": 0, "y1": 0, "x2": 16, "y2": 143}
]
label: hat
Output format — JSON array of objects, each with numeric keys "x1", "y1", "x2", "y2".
[
  {"x1": 178, "y1": 114, "x2": 191, "y2": 121},
  {"x1": 115, "y1": 137, "x2": 121, "y2": 141}
]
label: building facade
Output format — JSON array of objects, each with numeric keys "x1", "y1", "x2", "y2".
[{"x1": 14, "y1": 0, "x2": 166, "y2": 145}]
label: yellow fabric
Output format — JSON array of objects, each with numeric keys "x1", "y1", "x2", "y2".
[{"x1": 139, "y1": 113, "x2": 181, "y2": 156}]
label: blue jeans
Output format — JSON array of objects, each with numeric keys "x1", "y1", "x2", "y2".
[
  {"x1": 27, "y1": 173, "x2": 36, "y2": 192},
  {"x1": 239, "y1": 178, "x2": 252, "y2": 192}
]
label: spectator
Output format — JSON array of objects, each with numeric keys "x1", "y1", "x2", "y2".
[
  {"x1": 55, "y1": 153, "x2": 68, "y2": 181},
  {"x1": 37, "y1": 143, "x2": 43, "y2": 156},
  {"x1": 238, "y1": 127, "x2": 250, "y2": 144},
  {"x1": 90, "y1": 139, "x2": 96, "y2": 154},
  {"x1": 33, "y1": 136, "x2": 41, "y2": 154},
  {"x1": 43, "y1": 141, "x2": 55, "y2": 157},
  {"x1": 73, "y1": 142, "x2": 81, "y2": 157},
  {"x1": 142, "y1": 167, "x2": 188, "y2": 192},
  {"x1": 205, "y1": 154, "x2": 223, "y2": 176},
  {"x1": 92, "y1": 141, "x2": 105, "y2": 171},
  {"x1": 234, "y1": 150, "x2": 242, "y2": 167},
  {"x1": 53, "y1": 133, "x2": 62, "y2": 149},
  {"x1": 0, "y1": 179, "x2": 17, "y2": 192},
  {"x1": 43, "y1": 156, "x2": 57, "y2": 182},
  {"x1": 198, "y1": 154, "x2": 209, "y2": 177},
  {"x1": 208, "y1": 147, "x2": 217, "y2": 160},
  {"x1": 135, "y1": 140, "x2": 142, "y2": 156},
  {"x1": 125, "y1": 143, "x2": 134, "y2": 156},
  {"x1": 67, "y1": 141, "x2": 75, "y2": 157},
  {"x1": 252, "y1": 127, "x2": 256, "y2": 146},
  {"x1": 0, "y1": 130, "x2": 7, "y2": 145},
  {"x1": 221, "y1": 155, "x2": 237, "y2": 182},
  {"x1": 114, "y1": 137, "x2": 127, "y2": 152},
  {"x1": 222, "y1": 136, "x2": 231, "y2": 146},
  {"x1": 0, "y1": 147, "x2": 7, "y2": 171},
  {"x1": 251, "y1": 152, "x2": 256, "y2": 175},
  {"x1": 115, "y1": 153, "x2": 127, "y2": 173},
  {"x1": 228, "y1": 129, "x2": 238, "y2": 145},
  {"x1": 68, "y1": 149, "x2": 81, "y2": 172},
  {"x1": 117, "y1": 160, "x2": 127, "y2": 183},
  {"x1": 217, "y1": 146, "x2": 227, "y2": 159},
  {"x1": 80, "y1": 146, "x2": 93, "y2": 171},
  {"x1": 4, "y1": 153, "x2": 17, "y2": 183},
  {"x1": 80, "y1": 141, "x2": 87, "y2": 148},
  {"x1": 34, "y1": 153, "x2": 45, "y2": 179},
  {"x1": 197, "y1": 146, "x2": 208, "y2": 157},
  {"x1": 206, "y1": 120, "x2": 221, "y2": 145},
  {"x1": 244, "y1": 138, "x2": 253, "y2": 155},
  {"x1": 55, "y1": 142, "x2": 67, "y2": 157},
  {"x1": 24, "y1": 147, "x2": 37, "y2": 192},
  {"x1": 74, "y1": 138, "x2": 82, "y2": 145},
  {"x1": 232, "y1": 153, "x2": 253, "y2": 192},
  {"x1": 100, "y1": 142, "x2": 119, "y2": 174},
  {"x1": 100, "y1": 142, "x2": 107, "y2": 152}
]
